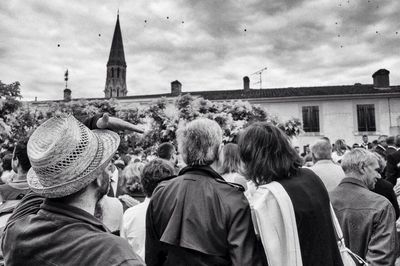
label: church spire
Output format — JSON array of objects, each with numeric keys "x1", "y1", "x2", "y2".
[
  {"x1": 107, "y1": 12, "x2": 126, "y2": 67},
  {"x1": 104, "y1": 12, "x2": 127, "y2": 98}
]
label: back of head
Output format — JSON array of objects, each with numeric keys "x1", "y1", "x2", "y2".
[
  {"x1": 341, "y1": 148, "x2": 377, "y2": 175},
  {"x1": 13, "y1": 138, "x2": 31, "y2": 173},
  {"x1": 310, "y1": 139, "x2": 332, "y2": 162},
  {"x1": 219, "y1": 143, "x2": 241, "y2": 175},
  {"x1": 320, "y1": 136, "x2": 331, "y2": 145},
  {"x1": 238, "y1": 122, "x2": 302, "y2": 185},
  {"x1": 177, "y1": 118, "x2": 222, "y2": 166},
  {"x1": 396, "y1": 135, "x2": 400, "y2": 148},
  {"x1": 386, "y1": 136, "x2": 395, "y2": 146},
  {"x1": 123, "y1": 162, "x2": 145, "y2": 186},
  {"x1": 1, "y1": 153, "x2": 13, "y2": 171},
  {"x1": 141, "y1": 159, "x2": 175, "y2": 197},
  {"x1": 378, "y1": 135, "x2": 388, "y2": 147},
  {"x1": 333, "y1": 139, "x2": 346, "y2": 155},
  {"x1": 157, "y1": 142, "x2": 175, "y2": 161}
]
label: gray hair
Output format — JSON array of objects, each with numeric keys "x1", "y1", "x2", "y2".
[
  {"x1": 310, "y1": 139, "x2": 332, "y2": 161},
  {"x1": 341, "y1": 148, "x2": 377, "y2": 174},
  {"x1": 177, "y1": 118, "x2": 222, "y2": 166}
]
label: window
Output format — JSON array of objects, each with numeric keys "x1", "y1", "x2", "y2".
[
  {"x1": 117, "y1": 68, "x2": 120, "y2": 78},
  {"x1": 302, "y1": 106, "x2": 320, "y2": 132},
  {"x1": 111, "y1": 68, "x2": 114, "y2": 78},
  {"x1": 357, "y1": 104, "x2": 376, "y2": 132}
]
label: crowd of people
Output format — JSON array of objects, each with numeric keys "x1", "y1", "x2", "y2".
[{"x1": 0, "y1": 113, "x2": 400, "y2": 265}]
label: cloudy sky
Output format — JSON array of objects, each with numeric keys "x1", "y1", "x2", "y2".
[{"x1": 1, "y1": 0, "x2": 400, "y2": 101}]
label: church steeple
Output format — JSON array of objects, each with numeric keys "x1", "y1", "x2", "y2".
[{"x1": 104, "y1": 12, "x2": 127, "y2": 98}]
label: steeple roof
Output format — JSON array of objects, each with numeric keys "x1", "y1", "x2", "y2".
[{"x1": 107, "y1": 14, "x2": 126, "y2": 67}]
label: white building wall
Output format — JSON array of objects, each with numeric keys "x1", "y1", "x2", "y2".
[{"x1": 252, "y1": 97, "x2": 400, "y2": 151}]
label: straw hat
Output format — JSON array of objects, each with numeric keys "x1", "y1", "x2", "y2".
[{"x1": 27, "y1": 114, "x2": 120, "y2": 198}]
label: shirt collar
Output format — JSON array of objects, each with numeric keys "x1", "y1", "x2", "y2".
[
  {"x1": 314, "y1": 159, "x2": 334, "y2": 165},
  {"x1": 377, "y1": 144, "x2": 386, "y2": 151},
  {"x1": 339, "y1": 177, "x2": 368, "y2": 189},
  {"x1": 41, "y1": 199, "x2": 109, "y2": 232}
]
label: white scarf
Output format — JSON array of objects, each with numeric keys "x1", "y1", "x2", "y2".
[{"x1": 250, "y1": 181, "x2": 303, "y2": 266}]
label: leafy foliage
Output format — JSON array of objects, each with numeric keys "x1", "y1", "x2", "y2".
[{"x1": 1, "y1": 89, "x2": 302, "y2": 156}]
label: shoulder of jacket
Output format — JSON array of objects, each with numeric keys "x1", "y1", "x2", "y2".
[{"x1": 214, "y1": 178, "x2": 245, "y2": 192}]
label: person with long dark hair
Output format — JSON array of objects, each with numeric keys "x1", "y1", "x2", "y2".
[{"x1": 238, "y1": 122, "x2": 343, "y2": 266}]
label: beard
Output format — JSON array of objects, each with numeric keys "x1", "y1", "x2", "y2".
[{"x1": 94, "y1": 169, "x2": 111, "y2": 220}]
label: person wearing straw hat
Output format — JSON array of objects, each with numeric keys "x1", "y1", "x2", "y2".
[{"x1": 1, "y1": 114, "x2": 145, "y2": 266}]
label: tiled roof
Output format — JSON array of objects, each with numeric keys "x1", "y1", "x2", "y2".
[
  {"x1": 190, "y1": 84, "x2": 400, "y2": 100},
  {"x1": 30, "y1": 84, "x2": 400, "y2": 104},
  {"x1": 119, "y1": 84, "x2": 400, "y2": 101}
]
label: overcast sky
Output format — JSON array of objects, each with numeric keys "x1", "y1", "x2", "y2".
[{"x1": 1, "y1": 0, "x2": 400, "y2": 101}]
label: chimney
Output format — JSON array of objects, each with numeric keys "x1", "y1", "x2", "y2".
[
  {"x1": 64, "y1": 88, "x2": 71, "y2": 102},
  {"x1": 243, "y1": 76, "x2": 250, "y2": 91},
  {"x1": 171, "y1": 80, "x2": 182, "y2": 96},
  {"x1": 372, "y1": 69, "x2": 390, "y2": 89}
]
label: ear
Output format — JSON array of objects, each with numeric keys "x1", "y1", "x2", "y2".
[
  {"x1": 358, "y1": 162, "x2": 366, "y2": 175},
  {"x1": 95, "y1": 174, "x2": 103, "y2": 188},
  {"x1": 217, "y1": 144, "x2": 224, "y2": 160}
]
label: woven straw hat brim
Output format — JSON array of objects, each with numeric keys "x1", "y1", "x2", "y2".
[{"x1": 27, "y1": 129, "x2": 120, "y2": 198}]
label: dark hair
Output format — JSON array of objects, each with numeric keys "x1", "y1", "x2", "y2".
[
  {"x1": 396, "y1": 135, "x2": 400, "y2": 148},
  {"x1": 238, "y1": 122, "x2": 302, "y2": 186},
  {"x1": 220, "y1": 143, "x2": 241, "y2": 175},
  {"x1": 2, "y1": 153, "x2": 13, "y2": 171},
  {"x1": 141, "y1": 159, "x2": 175, "y2": 197},
  {"x1": 13, "y1": 139, "x2": 31, "y2": 172},
  {"x1": 157, "y1": 142, "x2": 175, "y2": 161},
  {"x1": 386, "y1": 136, "x2": 395, "y2": 146}
]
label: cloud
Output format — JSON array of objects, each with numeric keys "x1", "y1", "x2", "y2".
[{"x1": 0, "y1": 0, "x2": 400, "y2": 100}]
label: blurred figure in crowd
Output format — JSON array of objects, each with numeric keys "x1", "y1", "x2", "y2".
[
  {"x1": 309, "y1": 139, "x2": 345, "y2": 192},
  {"x1": 331, "y1": 139, "x2": 349, "y2": 164},
  {"x1": 121, "y1": 159, "x2": 175, "y2": 260},
  {"x1": 360, "y1": 134, "x2": 372, "y2": 150},
  {"x1": 385, "y1": 136, "x2": 397, "y2": 157},
  {"x1": 219, "y1": 143, "x2": 247, "y2": 190},
  {"x1": 330, "y1": 148, "x2": 396, "y2": 265},
  {"x1": 0, "y1": 139, "x2": 30, "y2": 202},
  {"x1": 374, "y1": 135, "x2": 388, "y2": 159},
  {"x1": 352, "y1": 143, "x2": 360, "y2": 149},
  {"x1": 370, "y1": 151, "x2": 400, "y2": 219},
  {"x1": 146, "y1": 118, "x2": 265, "y2": 266},
  {"x1": 386, "y1": 148, "x2": 400, "y2": 186},
  {"x1": 120, "y1": 161, "x2": 146, "y2": 207},
  {"x1": 156, "y1": 142, "x2": 179, "y2": 173},
  {"x1": 239, "y1": 122, "x2": 342, "y2": 265},
  {"x1": 0, "y1": 153, "x2": 14, "y2": 184}
]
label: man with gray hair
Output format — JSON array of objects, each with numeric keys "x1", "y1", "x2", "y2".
[
  {"x1": 309, "y1": 139, "x2": 345, "y2": 192},
  {"x1": 145, "y1": 118, "x2": 265, "y2": 266},
  {"x1": 330, "y1": 148, "x2": 396, "y2": 265}
]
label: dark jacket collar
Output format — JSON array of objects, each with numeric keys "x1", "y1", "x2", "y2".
[
  {"x1": 179, "y1": 165, "x2": 220, "y2": 178},
  {"x1": 179, "y1": 165, "x2": 245, "y2": 191},
  {"x1": 41, "y1": 199, "x2": 109, "y2": 232},
  {"x1": 339, "y1": 177, "x2": 368, "y2": 190}
]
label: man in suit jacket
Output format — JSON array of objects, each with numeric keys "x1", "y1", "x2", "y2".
[
  {"x1": 374, "y1": 135, "x2": 388, "y2": 160},
  {"x1": 386, "y1": 149, "x2": 400, "y2": 186},
  {"x1": 385, "y1": 136, "x2": 398, "y2": 157}
]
